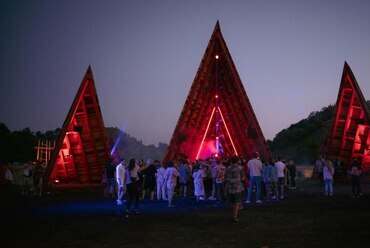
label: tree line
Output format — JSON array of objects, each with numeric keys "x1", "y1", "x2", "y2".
[
  {"x1": 2, "y1": 100, "x2": 369, "y2": 165},
  {"x1": 0, "y1": 123, "x2": 167, "y2": 164}
]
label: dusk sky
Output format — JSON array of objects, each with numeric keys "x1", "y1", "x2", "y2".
[{"x1": 1, "y1": 0, "x2": 370, "y2": 146}]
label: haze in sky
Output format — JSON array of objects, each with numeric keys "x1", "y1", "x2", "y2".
[{"x1": 1, "y1": 0, "x2": 370, "y2": 145}]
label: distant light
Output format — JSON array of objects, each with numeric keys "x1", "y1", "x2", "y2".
[
  {"x1": 215, "y1": 55, "x2": 219, "y2": 59},
  {"x1": 215, "y1": 153, "x2": 219, "y2": 157},
  {"x1": 215, "y1": 95, "x2": 218, "y2": 98},
  {"x1": 216, "y1": 136, "x2": 219, "y2": 140},
  {"x1": 55, "y1": 179, "x2": 59, "y2": 183}
]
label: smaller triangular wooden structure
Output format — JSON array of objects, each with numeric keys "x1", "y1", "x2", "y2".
[
  {"x1": 325, "y1": 62, "x2": 370, "y2": 170},
  {"x1": 42, "y1": 66, "x2": 110, "y2": 189},
  {"x1": 165, "y1": 21, "x2": 270, "y2": 161}
]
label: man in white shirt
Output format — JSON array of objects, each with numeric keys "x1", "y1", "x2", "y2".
[
  {"x1": 155, "y1": 161, "x2": 167, "y2": 200},
  {"x1": 246, "y1": 152, "x2": 263, "y2": 204},
  {"x1": 116, "y1": 159, "x2": 127, "y2": 205},
  {"x1": 164, "y1": 161, "x2": 180, "y2": 207},
  {"x1": 275, "y1": 157, "x2": 287, "y2": 199}
]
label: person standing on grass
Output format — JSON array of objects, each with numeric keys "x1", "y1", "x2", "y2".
[
  {"x1": 125, "y1": 158, "x2": 149, "y2": 218},
  {"x1": 33, "y1": 161, "x2": 45, "y2": 196},
  {"x1": 267, "y1": 158, "x2": 279, "y2": 201},
  {"x1": 275, "y1": 157, "x2": 287, "y2": 200},
  {"x1": 106, "y1": 159, "x2": 116, "y2": 199},
  {"x1": 21, "y1": 161, "x2": 33, "y2": 195},
  {"x1": 155, "y1": 161, "x2": 167, "y2": 201},
  {"x1": 288, "y1": 160, "x2": 297, "y2": 189},
  {"x1": 193, "y1": 164, "x2": 206, "y2": 201},
  {"x1": 246, "y1": 152, "x2": 262, "y2": 204},
  {"x1": 323, "y1": 158, "x2": 334, "y2": 196},
  {"x1": 137, "y1": 159, "x2": 146, "y2": 200},
  {"x1": 225, "y1": 156, "x2": 244, "y2": 222},
  {"x1": 214, "y1": 161, "x2": 227, "y2": 202},
  {"x1": 315, "y1": 157, "x2": 325, "y2": 184},
  {"x1": 350, "y1": 159, "x2": 362, "y2": 199},
  {"x1": 116, "y1": 159, "x2": 127, "y2": 205},
  {"x1": 164, "y1": 161, "x2": 180, "y2": 207},
  {"x1": 207, "y1": 158, "x2": 218, "y2": 201},
  {"x1": 141, "y1": 159, "x2": 157, "y2": 201},
  {"x1": 261, "y1": 158, "x2": 268, "y2": 198},
  {"x1": 178, "y1": 160, "x2": 191, "y2": 198}
]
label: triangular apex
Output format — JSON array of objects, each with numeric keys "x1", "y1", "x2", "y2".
[
  {"x1": 42, "y1": 67, "x2": 110, "y2": 190},
  {"x1": 165, "y1": 22, "x2": 270, "y2": 162},
  {"x1": 324, "y1": 62, "x2": 370, "y2": 171}
]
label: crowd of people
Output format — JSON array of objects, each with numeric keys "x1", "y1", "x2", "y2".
[
  {"x1": 102, "y1": 153, "x2": 301, "y2": 222},
  {"x1": 0, "y1": 160, "x2": 46, "y2": 196},
  {"x1": 0, "y1": 153, "x2": 365, "y2": 221},
  {"x1": 0, "y1": 160, "x2": 46, "y2": 207}
]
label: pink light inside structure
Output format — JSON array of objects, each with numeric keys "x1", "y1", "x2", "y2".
[
  {"x1": 198, "y1": 140, "x2": 218, "y2": 159},
  {"x1": 218, "y1": 107, "x2": 238, "y2": 156},
  {"x1": 196, "y1": 107, "x2": 216, "y2": 160}
]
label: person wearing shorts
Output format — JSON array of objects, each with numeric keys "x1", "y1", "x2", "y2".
[{"x1": 225, "y1": 156, "x2": 244, "y2": 222}]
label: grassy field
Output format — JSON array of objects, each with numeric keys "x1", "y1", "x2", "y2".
[{"x1": 1, "y1": 179, "x2": 370, "y2": 248}]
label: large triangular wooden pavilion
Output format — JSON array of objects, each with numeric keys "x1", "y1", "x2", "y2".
[
  {"x1": 42, "y1": 67, "x2": 110, "y2": 190},
  {"x1": 165, "y1": 21, "x2": 270, "y2": 162},
  {"x1": 324, "y1": 62, "x2": 370, "y2": 170}
]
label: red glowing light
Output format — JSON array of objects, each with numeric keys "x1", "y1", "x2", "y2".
[
  {"x1": 215, "y1": 153, "x2": 218, "y2": 157},
  {"x1": 218, "y1": 107, "x2": 238, "y2": 156},
  {"x1": 215, "y1": 95, "x2": 218, "y2": 98},
  {"x1": 55, "y1": 179, "x2": 60, "y2": 183},
  {"x1": 196, "y1": 107, "x2": 216, "y2": 160},
  {"x1": 216, "y1": 136, "x2": 219, "y2": 139},
  {"x1": 215, "y1": 55, "x2": 219, "y2": 59}
]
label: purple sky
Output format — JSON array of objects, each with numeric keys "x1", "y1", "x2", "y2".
[{"x1": 1, "y1": 0, "x2": 370, "y2": 145}]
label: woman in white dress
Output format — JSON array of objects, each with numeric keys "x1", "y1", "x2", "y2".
[{"x1": 193, "y1": 164, "x2": 206, "y2": 201}]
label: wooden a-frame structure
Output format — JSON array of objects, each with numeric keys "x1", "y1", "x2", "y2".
[
  {"x1": 165, "y1": 21, "x2": 270, "y2": 162},
  {"x1": 323, "y1": 62, "x2": 370, "y2": 170},
  {"x1": 42, "y1": 67, "x2": 110, "y2": 190}
]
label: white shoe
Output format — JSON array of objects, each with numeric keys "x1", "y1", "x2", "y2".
[
  {"x1": 280, "y1": 196, "x2": 284, "y2": 200},
  {"x1": 116, "y1": 200, "x2": 123, "y2": 205},
  {"x1": 271, "y1": 196, "x2": 276, "y2": 200},
  {"x1": 208, "y1": 197, "x2": 216, "y2": 200},
  {"x1": 245, "y1": 200, "x2": 251, "y2": 204},
  {"x1": 199, "y1": 197, "x2": 205, "y2": 201},
  {"x1": 256, "y1": 200, "x2": 262, "y2": 204}
]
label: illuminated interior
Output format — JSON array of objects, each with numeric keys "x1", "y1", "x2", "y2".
[{"x1": 195, "y1": 107, "x2": 238, "y2": 160}]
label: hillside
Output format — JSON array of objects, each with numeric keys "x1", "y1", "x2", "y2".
[
  {"x1": 105, "y1": 127, "x2": 168, "y2": 162},
  {"x1": 268, "y1": 101, "x2": 370, "y2": 165}
]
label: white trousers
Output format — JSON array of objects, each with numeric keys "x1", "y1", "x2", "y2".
[{"x1": 157, "y1": 180, "x2": 167, "y2": 200}]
